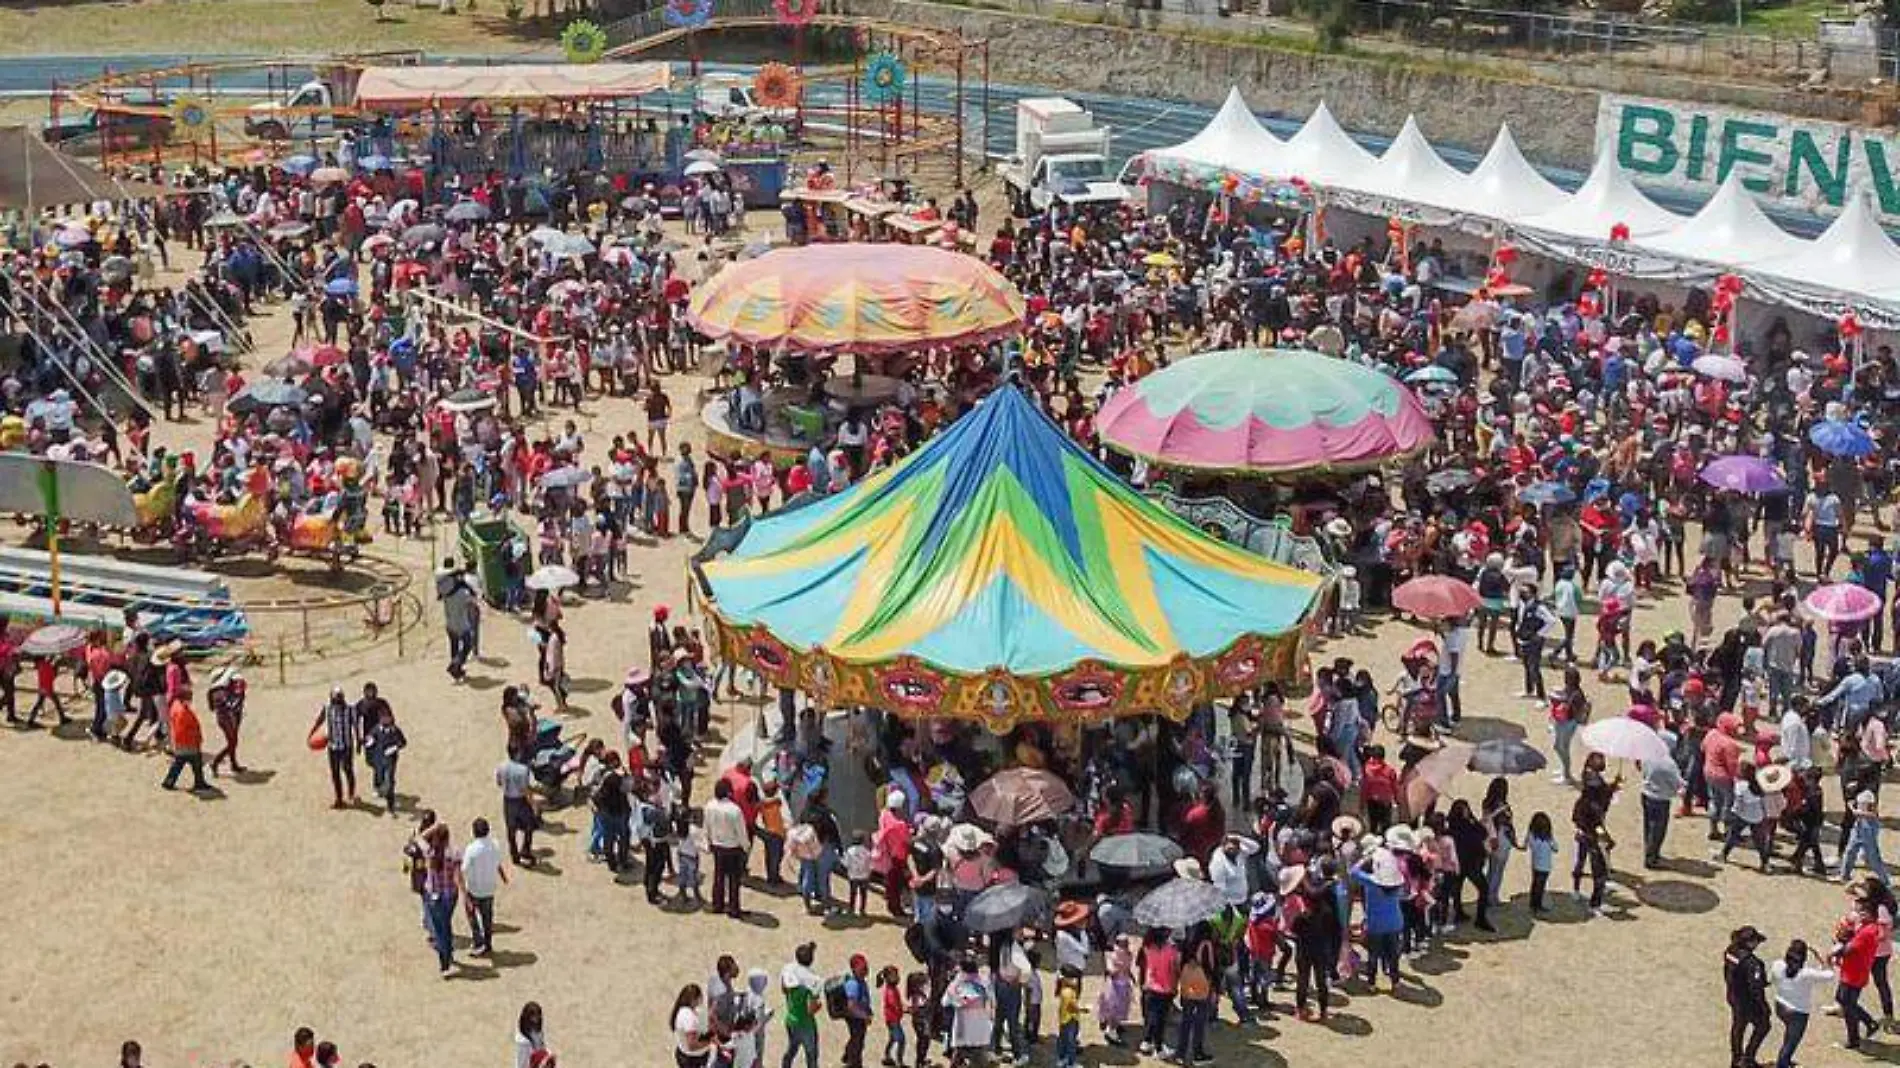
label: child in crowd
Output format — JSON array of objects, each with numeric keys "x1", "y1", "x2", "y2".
[
  {"x1": 1054, "y1": 967, "x2": 1086, "y2": 1068},
  {"x1": 1095, "y1": 933, "x2": 1134, "y2": 1046},
  {"x1": 879, "y1": 965, "x2": 906, "y2": 1068},
  {"x1": 905, "y1": 971, "x2": 933, "y2": 1068},
  {"x1": 673, "y1": 809, "x2": 705, "y2": 906},
  {"x1": 1527, "y1": 811, "x2": 1557, "y2": 914},
  {"x1": 842, "y1": 830, "x2": 874, "y2": 915}
]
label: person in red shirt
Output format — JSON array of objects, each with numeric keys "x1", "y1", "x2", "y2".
[
  {"x1": 23, "y1": 654, "x2": 66, "y2": 728},
  {"x1": 1838, "y1": 910, "x2": 1885, "y2": 1048},
  {"x1": 160, "y1": 681, "x2": 210, "y2": 792},
  {"x1": 84, "y1": 629, "x2": 116, "y2": 740},
  {"x1": 1360, "y1": 745, "x2": 1401, "y2": 833}
]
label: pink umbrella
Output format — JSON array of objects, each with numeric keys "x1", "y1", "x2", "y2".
[
  {"x1": 1392, "y1": 575, "x2": 1482, "y2": 620},
  {"x1": 1404, "y1": 740, "x2": 1474, "y2": 811},
  {"x1": 1805, "y1": 583, "x2": 1881, "y2": 623},
  {"x1": 1579, "y1": 716, "x2": 1672, "y2": 766}
]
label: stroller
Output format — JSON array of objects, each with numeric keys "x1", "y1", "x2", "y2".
[{"x1": 526, "y1": 718, "x2": 584, "y2": 804}]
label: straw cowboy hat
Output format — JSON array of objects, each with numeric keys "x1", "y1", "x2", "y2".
[
  {"x1": 150, "y1": 640, "x2": 184, "y2": 665},
  {"x1": 208, "y1": 665, "x2": 240, "y2": 690},
  {"x1": 1331, "y1": 814, "x2": 1365, "y2": 841},
  {"x1": 1173, "y1": 857, "x2": 1205, "y2": 881},
  {"x1": 101, "y1": 669, "x2": 129, "y2": 693},
  {"x1": 1054, "y1": 901, "x2": 1092, "y2": 929},
  {"x1": 947, "y1": 823, "x2": 992, "y2": 854},
  {"x1": 1757, "y1": 765, "x2": 1793, "y2": 793},
  {"x1": 1388, "y1": 825, "x2": 1423, "y2": 853}
]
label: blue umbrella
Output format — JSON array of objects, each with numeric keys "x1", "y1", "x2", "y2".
[
  {"x1": 323, "y1": 277, "x2": 358, "y2": 297},
  {"x1": 280, "y1": 154, "x2": 317, "y2": 176},
  {"x1": 358, "y1": 155, "x2": 392, "y2": 172},
  {"x1": 1810, "y1": 419, "x2": 1875, "y2": 458},
  {"x1": 1519, "y1": 481, "x2": 1577, "y2": 507}
]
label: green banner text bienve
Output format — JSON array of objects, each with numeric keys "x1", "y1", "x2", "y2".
[{"x1": 1595, "y1": 93, "x2": 1900, "y2": 225}]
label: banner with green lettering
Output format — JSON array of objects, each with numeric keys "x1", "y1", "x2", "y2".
[{"x1": 1595, "y1": 94, "x2": 1900, "y2": 228}]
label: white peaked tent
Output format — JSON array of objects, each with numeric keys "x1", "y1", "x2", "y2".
[
  {"x1": 1757, "y1": 190, "x2": 1900, "y2": 306},
  {"x1": 1142, "y1": 87, "x2": 1283, "y2": 175},
  {"x1": 1278, "y1": 101, "x2": 1378, "y2": 187},
  {"x1": 1515, "y1": 144, "x2": 1683, "y2": 242},
  {"x1": 1639, "y1": 173, "x2": 1805, "y2": 269},
  {"x1": 1453, "y1": 124, "x2": 1569, "y2": 220},
  {"x1": 1351, "y1": 115, "x2": 1469, "y2": 211}
]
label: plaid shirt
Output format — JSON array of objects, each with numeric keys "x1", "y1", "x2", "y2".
[{"x1": 324, "y1": 700, "x2": 356, "y2": 752}]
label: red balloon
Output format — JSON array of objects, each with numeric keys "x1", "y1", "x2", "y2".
[
  {"x1": 1840, "y1": 312, "x2": 1864, "y2": 340},
  {"x1": 1609, "y1": 222, "x2": 1631, "y2": 242},
  {"x1": 1494, "y1": 244, "x2": 1519, "y2": 266},
  {"x1": 1586, "y1": 268, "x2": 1609, "y2": 289}
]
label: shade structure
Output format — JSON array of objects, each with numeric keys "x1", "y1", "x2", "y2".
[
  {"x1": 1095, "y1": 349, "x2": 1434, "y2": 477},
  {"x1": 1132, "y1": 876, "x2": 1229, "y2": 929},
  {"x1": 686, "y1": 245, "x2": 1026, "y2": 354},
  {"x1": 1456, "y1": 124, "x2": 1569, "y2": 219},
  {"x1": 1580, "y1": 716, "x2": 1673, "y2": 766},
  {"x1": 1391, "y1": 575, "x2": 1481, "y2": 619},
  {"x1": 1638, "y1": 173, "x2": 1803, "y2": 269},
  {"x1": 1516, "y1": 144, "x2": 1682, "y2": 242},
  {"x1": 1805, "y1": 583, "x2": 1881, "y2": 623},
  {"x1": 1810, "y1": 419, "x2": 1875, "y2": 458},
  {"x1": 1277, "y1": 102, "x2": 1378, "y2": 187},
  {"x1": 1698, "y1": 455, "x2": 1785, "y2": 494},
  {"x1": 693, "y1": 388, "x2": 1321, "y2": 728},
  {"x1": 969, "y1": 767, "x2": 1077, "y2": 827},
  {"x1": 1140, "y1": 87, "x2": 1283, "y2": 179}
]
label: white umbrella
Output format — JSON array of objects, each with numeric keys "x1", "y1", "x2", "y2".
[
  {"x1": 684, "y1": 148, "x2": 723, "y2": 164},
  {"x1": 538, "y1": 466, "x2": 591, "y2": 490},
  {"x1": 684, "y1": 159, "x2": 723, "y2": 177},
  {"x1": 525, "y1": 565, "x2": 580, "y2": 591},
  {"x1": 1692, "y1": 354, "x2": 1747, "y2": 383},
  {"x1": 1579, "y1": 716, "x2": 1673, "y2": 766}
]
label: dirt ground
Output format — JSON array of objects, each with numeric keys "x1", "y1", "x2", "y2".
[{"x1": 0, "y1": 227, "x2": 1884, "y2": 1068}]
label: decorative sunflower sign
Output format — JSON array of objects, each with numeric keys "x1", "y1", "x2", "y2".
[
  {"x1": 170, "y1": 95, "x2": 213, "y2": 143},
  {"x1": 752, "y1": 63, "x2": 802, "y2": 109},
  {"x1": 561, "y1": 19, "x2": 609, "y2": 64},
  {"x1": 862, "y1": 51, "x2": 906, "y2": 104}
]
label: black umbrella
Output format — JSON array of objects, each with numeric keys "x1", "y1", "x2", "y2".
[
  {"x1": 446, "y1": 200, "x2": 491, "y2": 223},
  {"x1": 1426, "y1": 468, "x2": 1479, "y2": 495},
  {"x1": 1468, "y1": 738, "x2": 1548, "y2": 776},
  {"x1": 1090, "y1": 833, "x2": 1183, "y2": 871},
  {"x1": 228, "y1": 381, "x2": 308, "y2": 415},
  {"x1": 400, "y1": 223, "x2": 446, "y2": 248},
  {"x1": 964, "y1": 883, "x2": 1049, "y2": 934},
  {"x1": 1131, "y1": 877, "x2": 1227, "y2": 930}
]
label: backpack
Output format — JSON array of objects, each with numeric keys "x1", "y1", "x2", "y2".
[{"x1": 823, "y1": 975, "x2": 852, "y2": 1020}]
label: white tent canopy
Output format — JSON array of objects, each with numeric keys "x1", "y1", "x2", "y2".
[
  {"x1": 1278, "y1": 101, "x2": 1378, "y2": 187},
  {"x1": 1142, "y1": 87, "x2": 1283, "y2": 175},
  {"x1": 1639, "y1": 173, "x2": 1805, "y2": 269},
  {"x1": 1515, "y1": 144, "x2": 1683, "y2": 242},
  {"x1": 1757, "y1": 191, "x2": 1900, "y2": 305},
  {"x1": 1453, "y1": 124, "x2": 1569, "y2": 220},
  {"x1": 1352, "y1": 116, "x2": 1468, "y2": 211}
]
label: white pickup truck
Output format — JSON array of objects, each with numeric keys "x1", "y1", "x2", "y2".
[
  {"x1": 244, "y1": 77, "x2": 362, "y2": 143},
  {"x1": 997, "y1": 97, "x2": 1129, "y2": 215}
]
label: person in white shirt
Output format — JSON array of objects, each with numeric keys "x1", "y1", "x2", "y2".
[
  {"x1": 704, "y1": 780, "x2": 751, "y2": 919},
  {"x1": 460, "y1": 818, "x2": 508, "y2": 957},
  {"x1": 1780, "y1": 705, "x2": 1813, "y2": 770},
  {"x1": 1769, "y1": 938, "x2": 1834, "y2": 1068},
  {"x1": 1206, "y1": 834, "x2": 1258, "y2": 906}
]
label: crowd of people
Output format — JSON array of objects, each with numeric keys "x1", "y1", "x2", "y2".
[{"x1": 6, "y1": 103, "x2": 1899, "y2": 1066}]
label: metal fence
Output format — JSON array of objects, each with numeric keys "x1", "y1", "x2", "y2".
[{"x1": 1335, "y1": 0, "x2": 1897, "y2": 83}]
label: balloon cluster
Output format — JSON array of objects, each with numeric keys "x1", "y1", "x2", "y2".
[
  {"x1": 1840, "y1": 311, "x2": 1864, "y2": 341},
  {"x1": 1709, "y1": 274, "x2": 1743, "y2": 347}
]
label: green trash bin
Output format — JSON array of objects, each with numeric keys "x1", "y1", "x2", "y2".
[{"x1": 457, "y1": 512, "x2": 521, "y2": 606}]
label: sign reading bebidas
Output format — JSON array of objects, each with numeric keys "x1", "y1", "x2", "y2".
[{"x1": 1595, "y1": 93, "x2": 1900, "y2": 228}]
